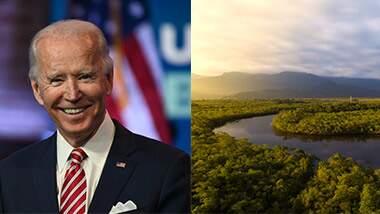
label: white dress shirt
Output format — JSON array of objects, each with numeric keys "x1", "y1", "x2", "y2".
[{"x1": 56, "y1": 112, "x2": 115, "y2": 213}]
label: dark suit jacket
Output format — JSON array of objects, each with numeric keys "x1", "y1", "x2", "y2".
[{"x1": 0, "y1": 121, "x2": 190, "y2": 213}]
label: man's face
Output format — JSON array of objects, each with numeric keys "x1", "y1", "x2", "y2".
[{"x1": 31, "y1": 36, "x2": 113, "y2": 144}]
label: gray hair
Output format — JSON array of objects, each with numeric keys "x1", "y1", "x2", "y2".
[{"x1": 28, "y1": 19, "x2": 113, "y2": 82}]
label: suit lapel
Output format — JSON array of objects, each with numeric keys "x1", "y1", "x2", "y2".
[
  {"x1": 32, "y1": 133, "x2": 59, "y2": 212},
  {"x1": 89, "y1": 121, "x2": 138, "y2": 213}
]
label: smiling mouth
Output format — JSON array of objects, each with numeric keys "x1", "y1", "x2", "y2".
[{"x1": 59, "y1": 106, "x2": 90, "y2": 115}]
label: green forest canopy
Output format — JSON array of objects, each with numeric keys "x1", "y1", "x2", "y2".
[{"x1": 192, "y1": 99, "x2": 380, "y2": 213}]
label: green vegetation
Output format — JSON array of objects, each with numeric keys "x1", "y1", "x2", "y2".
[
  {"x1": 295, "y1": 154, "x2": 380, "y2": 213},
  {"x1": 273, "y1": 102, "x2": 380, "y2": 135},
  {"x1": 192, "y1": 99, "x2": 380, "y2": 213},
  {"x1": 193, "y1": 133, "x2": 314, "y2": 213}
]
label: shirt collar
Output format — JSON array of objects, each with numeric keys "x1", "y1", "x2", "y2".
[{"x1": 56, "y1": 112, "x2": 115, "y2": 173}]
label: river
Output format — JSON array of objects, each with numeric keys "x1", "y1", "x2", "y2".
[{"x1": 214, "y1": 114, "x2": 380, "y2": 168}]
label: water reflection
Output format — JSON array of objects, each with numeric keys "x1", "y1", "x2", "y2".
[{"x1": 215, "y1": 114, "x2": 380, "y2": 168}]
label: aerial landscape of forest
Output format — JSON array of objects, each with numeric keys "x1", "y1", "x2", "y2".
[
  {"x1": 192, "y1": 99, "x2": 380, "y2": 213},
  {"x1": 193, "y1": 0, "x2": 380, "y2": 212}
]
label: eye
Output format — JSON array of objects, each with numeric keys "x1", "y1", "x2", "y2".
[
  {"x1": 79, "y1": 73, "x2": 95, "y2": 81},
  {"x1": 79, "y1": 74, "x2": 91, "y2": 79},
  {"x1": 50, "y1": 78, "x2": 63, "y2": 86}
]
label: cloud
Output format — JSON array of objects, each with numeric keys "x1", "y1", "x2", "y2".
[{"x1": 193, "y1": 0, "x2": 380, "y2": 79}]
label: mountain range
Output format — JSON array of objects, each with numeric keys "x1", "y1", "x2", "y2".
[{"x1": 192, "y1": 71, "x2": 380, "y2": 99}]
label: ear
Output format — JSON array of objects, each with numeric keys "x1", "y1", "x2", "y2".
[
  {"x1": 31, "y1": 80, "x2": 45, "y2": 106},
  {"x1": 105, "y1": 68, "x2": 114, "y2": 96}
]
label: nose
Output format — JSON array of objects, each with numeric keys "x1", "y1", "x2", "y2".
[{"x1": 64, "y1": 79, "x2": 82, "y2": 102}]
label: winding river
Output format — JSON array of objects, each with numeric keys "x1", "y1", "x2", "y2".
[{"x1": 214, "y1": 115, "x2": 380, "y2": 168}]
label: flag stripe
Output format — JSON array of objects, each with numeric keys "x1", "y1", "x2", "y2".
[
  {"x1": 135, "y1": 23, "x2": 165, "y2": 97},
  {"x1": 122, "y1": 35, "x2": 171, "y2": 144},
  {"x1": 106, "y1": 95, "x2": 123, "y2": 123},
  {"x1": 117, "y1": 55, "x2": 160, "y2": 140}
]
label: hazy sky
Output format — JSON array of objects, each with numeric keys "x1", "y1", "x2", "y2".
[{"x1": 193, "y1": 0, "x2": 380, "y2": 79}]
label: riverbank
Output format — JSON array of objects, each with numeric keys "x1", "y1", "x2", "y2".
[
  {"x1": 273, "y1": 106, "x2": 380, "y2": 135},
  {"x1": 216, "y1": 114, "x2": 380, "y2": 168}
]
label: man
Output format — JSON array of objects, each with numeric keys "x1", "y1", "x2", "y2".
[{"x1": 0, "y1": 20, "x2": 190, "y2": 213}]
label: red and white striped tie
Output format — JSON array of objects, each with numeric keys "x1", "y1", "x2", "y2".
[{"x1": 60, "y1": 148, "x2": 87, "y2": 214}]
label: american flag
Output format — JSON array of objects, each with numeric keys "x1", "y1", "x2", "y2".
[{"x1": 68, "y1": 0, "x2": 171, "y2": 144}]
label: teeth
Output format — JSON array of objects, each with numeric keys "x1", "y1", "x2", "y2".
[{"x1": 63, "y1": 108, "x2": 84, "y2": 114}]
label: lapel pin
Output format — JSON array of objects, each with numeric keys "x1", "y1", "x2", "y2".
[{"x1": 116, "y1": 161, "x2": 127, "y2": 168}]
